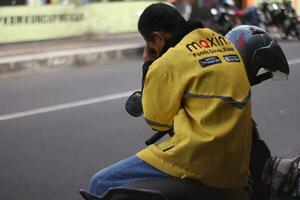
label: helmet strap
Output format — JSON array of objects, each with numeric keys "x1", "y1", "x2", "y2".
[{"x1": 253, "y1": 72, "x2": 273, "y2": 85}]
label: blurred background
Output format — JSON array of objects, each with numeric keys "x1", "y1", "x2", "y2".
[
  {"x1": 0, "y1": 0, "x2": 299, "y2": 42},
  {"x1": 0, "y1": 1, "x2": 299, "y2": 200}
]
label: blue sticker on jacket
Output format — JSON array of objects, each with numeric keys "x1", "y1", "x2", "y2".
[
  {"x1": 224, "y1": 55, "x2": 240, "y2": 63},
  {"x1": 199, "y1": 56, "x2": 222, "y2": 68}
]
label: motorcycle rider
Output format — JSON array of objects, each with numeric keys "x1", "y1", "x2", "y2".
[{"x1": 90, "y1": 3, "x2": 252, "y2": 199}]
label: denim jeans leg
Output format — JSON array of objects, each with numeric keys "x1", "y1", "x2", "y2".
[{"x1": 89, "y1": 155, "x2": 170, "y2": 196}]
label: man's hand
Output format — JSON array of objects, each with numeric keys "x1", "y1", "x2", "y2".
[{"x1": 143, "y1": 45, "x2": 157, "y2": 62}]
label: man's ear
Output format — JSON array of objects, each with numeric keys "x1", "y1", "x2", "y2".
[{"x1": 153, "y1": 31, "x2": 170, "y2": 43}]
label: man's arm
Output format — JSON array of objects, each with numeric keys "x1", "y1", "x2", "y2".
[{"x1": 142, "y1": 62, "x2": 182, "y2": 132}]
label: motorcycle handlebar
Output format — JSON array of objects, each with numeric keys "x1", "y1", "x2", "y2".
[{"x1": 145, "y1": 131, "x2": 174, "y2": 146}]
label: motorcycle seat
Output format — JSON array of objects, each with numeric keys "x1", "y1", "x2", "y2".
[{"x1": 80, "y1": 177, "x2": 221, "y2": 200}]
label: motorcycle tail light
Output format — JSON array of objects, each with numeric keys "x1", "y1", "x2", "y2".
[{"x1": 235, "y1": 10, "x2": 245, "y2": 17}]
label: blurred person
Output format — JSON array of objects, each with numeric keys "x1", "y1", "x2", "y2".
[
  {"x1": 0, "y1": 0, "x2": 13, "y2": 6},
  {"x1": 167, "y1": 0, "x2": 195, "y2": 20},
  {"x1": 80, "y1": 0, "x2": 91, "y2": 3},
  {"x1": 14, "y1": 0, "x2": 26, "y2": 4},
  {"x1": 89, "y1": 3, "x2": 251, "y2": 199},
  {"x1": 241, "y1": 7, "x2": 266, "y2": 30},
  {"x1": 0, "y1": 0, "x2": 26, "y2": 5},
  {"x1": 36, "y1": 0, "x2": 46, "y2": 5}
]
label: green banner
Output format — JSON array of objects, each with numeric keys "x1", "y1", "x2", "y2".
[{"x1": 0, "y1": 2, "x2": 156, "y2": 44}]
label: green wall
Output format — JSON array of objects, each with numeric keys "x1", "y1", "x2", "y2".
[{"x1": 0, "y1": 2, "x2": 156, "y2": 43}]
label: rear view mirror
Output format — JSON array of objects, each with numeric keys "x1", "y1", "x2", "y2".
[{"x1": 125, "y1": 91, "x2": 143, "y2": 117}]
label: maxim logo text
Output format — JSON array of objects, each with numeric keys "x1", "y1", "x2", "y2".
[{"x1": 186, "y1": 34, "x2": 229, "y2": 52}]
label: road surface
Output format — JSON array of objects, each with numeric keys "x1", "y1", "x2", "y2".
[{"x1": 0, "y1": 40, "x2": 299, "y2": 200}]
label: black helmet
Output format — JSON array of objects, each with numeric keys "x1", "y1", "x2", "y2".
[{"x1": 225, "y1": 25, "x2": 289, "y2": 85}]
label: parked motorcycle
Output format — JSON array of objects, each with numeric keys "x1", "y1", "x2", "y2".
[
  {"x1": 209, "y1": 4, "x2": 240, "y2": 35},
  {"x1": 284, "y1": 14, "x2": 300, "y2": 40},
  {"x1": 237, "y1": 7, "x2": 266, "y2": 30},
  {"x1": 260, "y1": 1, "x2": 300, "y2": 40},
  {"x1": 210, "y1": 4, "x2": 266, "y2": 35},
  {"x1": 79, "y1": 91, "x2": 299, "y2": 200}
]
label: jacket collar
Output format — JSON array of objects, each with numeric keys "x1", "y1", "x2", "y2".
[
  {"x1": 159, "y1": 19, "x2": 204, "y2": 56},
  {"x1": 141, "y1": 20, "x2": 204, "y2": 90}
]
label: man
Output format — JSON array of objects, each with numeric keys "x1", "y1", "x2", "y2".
[{"x1": 90, "y1": 3, "x2": 252, "y2": 199}]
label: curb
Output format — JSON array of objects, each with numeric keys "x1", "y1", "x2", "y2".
[
  {"x1": 0, "y1": 31, "x2": 287, "y2": 75},
  {"x1": 0, "y1": 42, "x2": 144, "y2": 75}
]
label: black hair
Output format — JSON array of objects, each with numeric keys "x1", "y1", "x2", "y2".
[{"x1": 138, "y1": 3, "x2": 186, "y2": 42}]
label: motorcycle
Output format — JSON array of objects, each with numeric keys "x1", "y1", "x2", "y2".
[
  {"x1": 80, "y1": 177, "x2": 221, "y2": 200},
  {"x1": 283, "y1": 14, "x2": 300, "y2": 40},
  {"x1": 260, "y1": 1, "x2": 300, "y2": 40},
  {"x1": 79, "y1": 90, "x2": 299, "y2": 200},
  {"x1": 80, "y1": 91, "x2": 222, "y2": 200},
  {"x1": 210, "y1": 4, "x2": 266, "y2": 35},
  {"x1": 236, "y1": 7, "x2": 266, "y2": 30},
  {"x1": 79, "y1": 25, "x2": 299, "y2": 199},
  {"x1": 209, "y1": 5, "x2": 240, "y2": 35}
]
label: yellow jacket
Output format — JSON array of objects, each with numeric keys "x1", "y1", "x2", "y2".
[{"x1": 137, "y1": 28, "x2": 252, "y2": 188}]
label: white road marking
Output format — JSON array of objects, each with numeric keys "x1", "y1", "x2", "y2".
[
  {"x1": 0, "y1": 91, "x2": 134, "y2": 122},
  {"x1": 0, "y1": 58, "x2": 299, "y2": 122},
  {"x1": 288, "y1": 58, "x2": 300, "y2": 65}
]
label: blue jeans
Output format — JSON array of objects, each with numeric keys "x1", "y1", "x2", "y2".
[{"x1": 89, "y1": 155, "x2": 171, "y2": 196}]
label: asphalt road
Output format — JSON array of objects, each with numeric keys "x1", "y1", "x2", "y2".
[{"x1": 0, "y1": 40, "x2": 300, "y2": 200}]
